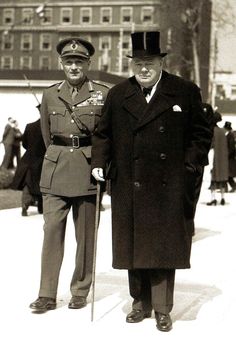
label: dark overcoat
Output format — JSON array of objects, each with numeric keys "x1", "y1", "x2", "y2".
[
  {"x1": 40, "y1": 79, "x2": 109, "y2": 197},
  {"x1": 92, "y1": 71, "x2": 212, "y2": 270},
  {"x1": 11, "y1": 119, "x2": 46, "y2": 195}
]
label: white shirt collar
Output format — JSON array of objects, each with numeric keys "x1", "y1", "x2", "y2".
[{"x1": 143, "y1": 70, "x2": 162, "y2": 102}]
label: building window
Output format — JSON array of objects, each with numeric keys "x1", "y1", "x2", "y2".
[
  {"x1": 22, "y1": 8, "x2": 33, "y2": 25},
  {"x1": 20, "y1": 56, "x2": 32, "y2": 70},
  {"x1": 21, "y1": 34, "x2": 33, "y2": 51},
  {"x1": 40, "y1": 56, "x2": 51, "y2": 70},
  {"x1": 101, "y1": 7, "x2": 112, "y2": 24},
  {"x1": 2, "y1": 33, "x2": 14, "y2": 51},
  {"x1": 99, "y1": 53, "x2": 111, "y2": 72},
  {"x1": 3, "y1": 8, "x2": 15, "y2": 25},
  {"x1": 40, "y1": 34, "x2": 52, "y2": 51},
  {"x1": 41, "y1": 8, "x2": 52, "y2": 24},
  {"x1": 121, "y1": 7, "x2": 133, "y2": 24},
  {"x1": 122, "y1": 35, "x2": 130, "y2": 50},
  {"x1": 81, "y1": 8, "x2": 92, "y2": 24},
  {"x1": 1, "y1": 56, "x2": 13, "y2": 69},
  {"x1": 141, "y1": 6, "x2": 154, "y2": 24},
  {"x1": 61, "y1": 8, "x2": 72, "y2": 25},
  {"x1": 99, "y1": 35, "x2": 111, "y2": 50},
  {"x1": 122, "y1": 56, "x2": 129, "y2": 73}
]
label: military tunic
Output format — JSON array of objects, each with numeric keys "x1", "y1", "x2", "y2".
[
  {"x1": 38, "y1": 78, "x2": 109, "y2": 299},
  {"x1": 40, "y1": 78, "x2": 109, "y2": 196}
]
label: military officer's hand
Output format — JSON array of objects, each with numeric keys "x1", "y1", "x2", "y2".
[{"x1": 92, "y1": 168, "x2": 105, "y2": 182}]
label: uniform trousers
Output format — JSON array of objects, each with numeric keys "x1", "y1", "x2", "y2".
[
  {"x1": 39, "y1": 193, "x2": 96, "y2": 299},
  {"x1": 128, "y1": 268, "x2": 175, "y2": 315}
]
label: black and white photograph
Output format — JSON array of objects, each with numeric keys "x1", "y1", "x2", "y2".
[{"x1": 0, "y1": 1, "x2": 236, "y2": 348}]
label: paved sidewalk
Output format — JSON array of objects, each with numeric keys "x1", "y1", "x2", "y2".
[{"x1": 0, "y1": 171, "x2": 236, "y2": 349}]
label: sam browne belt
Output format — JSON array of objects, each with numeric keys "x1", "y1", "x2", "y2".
[{"x1": 52, "y1": 135, "x2": 91, "y2": 148}]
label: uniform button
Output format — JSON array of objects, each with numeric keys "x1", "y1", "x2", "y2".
[
  {"x1": 90, "y1": 111, "x2": 94, "y2": 114},
  {"x1": 160, "y1": 153, "x2": 167, "y2": 160},
  {"x1": 72, "y1": 106, "x2": 75, "y2": 110},
  {"x1": 71, "y1": 119, "x2": 75, "y2": 123},
  {"x1": 70, "y1": 134, "x2": 73, "y2": 138},
  {"x1": 70, "y1": 149, "x2": 73, "y2": 152},
  {"x1": 134, "y1": 181, "x2": 140, "y2": 187},
  {"x1": 159, "y1": 126, "x2": 165, "y2": 133},
  {"x1": 52, "y1": 111, "x2": 56, "y2": 115}
]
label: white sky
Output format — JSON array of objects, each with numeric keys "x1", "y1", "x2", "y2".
[{"x1": 215, "y1": 0, "x2": 236, "y2": 73}]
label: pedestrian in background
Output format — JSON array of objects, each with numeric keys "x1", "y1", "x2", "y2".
[
  {"x1": 0, "y1": 117, "x2": 18, "y2": 169},
  {"x1": 11, "y1": 120, "x2": 22, "y2": 169},
  {"x1": 29, "y1": 36, "x2": 109, "y2": 312},
  {"x1": 92, "y1": 31, "x2": 212, "y2": 331},
  {"x1": 224, "y1": 121, "x2": 236, "y2": 192},
  {"x1": 207, "y1": 111, "x2": 228, "y2": 205},
  {"x1": 11, "y1": 117, "x2": 46, "y2": 216}
]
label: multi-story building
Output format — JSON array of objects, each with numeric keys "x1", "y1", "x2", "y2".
[{"x1": 0, "y1": 0, "x2": 212, "y2": 99}]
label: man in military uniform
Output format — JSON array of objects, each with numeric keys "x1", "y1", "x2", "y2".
[{"x1": 30, "y1": 37, "x2": 109, "y2": 312}]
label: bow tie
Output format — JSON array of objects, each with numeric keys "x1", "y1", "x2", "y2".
[{"x1": 142, "y1": 87, "x2": 152, "y2": 97}]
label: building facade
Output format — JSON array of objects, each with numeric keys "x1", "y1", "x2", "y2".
[{"x1": 0, "y1": 0, "x2": 212, "y2": 100}]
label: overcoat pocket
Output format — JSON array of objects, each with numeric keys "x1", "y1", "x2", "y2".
[
  {"x1": 183, "y1": 167, "x2": 197, "y2": 219},
  {"x1": 40, "y1": 146, "x2": 61, "y2": 189}
]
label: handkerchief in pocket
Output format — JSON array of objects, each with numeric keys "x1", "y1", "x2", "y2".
[{"x1": 173, "y1": 104, "x2": 182, "y2": 112}]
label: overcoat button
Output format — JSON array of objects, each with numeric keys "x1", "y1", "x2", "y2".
[
  {"x1": 70, "y1": 149, "x2": 73, "y2": 152},
  {"x1": 159, "y1": 126, "x2": 165, "y2": 133},
  {"x1": 134, "y1": 181, "x2": 140, "y2": 187},
  {"x1": 71, "y1": 119, "x2": 75, "y2": 123},
  {"x1": 160, "y1": 153, "x2": 167, "y2": 160}
]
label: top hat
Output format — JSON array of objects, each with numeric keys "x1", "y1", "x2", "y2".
[
  {"x1": 127, "y1": 31, "x2": 167, "y2": 58},
  {"x1": 224, "y1": 121, "x2": 232, "y2": 130},
  {"x1": 57, "y1": 37, "x2": 95, "y2": 59}
]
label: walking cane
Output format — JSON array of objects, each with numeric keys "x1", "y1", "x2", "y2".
[{"x1": 91, "y1": 181, "x2": 101, "y2": 322}]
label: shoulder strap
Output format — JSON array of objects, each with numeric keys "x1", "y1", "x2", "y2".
[{"x1": 59, "y1": 97, "x2": 91, "y2": 135}]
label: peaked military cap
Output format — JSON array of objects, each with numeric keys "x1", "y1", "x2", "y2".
[
  {"x1": 127, "y1": 31, "x2": 167, "y2": 58},
  {"x1": 57, "y1": 37, "x2": 95, "y2": 59}
]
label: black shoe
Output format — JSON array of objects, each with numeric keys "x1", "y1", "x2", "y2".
[
  {"x1": 126, "y1": 309, "x2": 152, "y2": 323},
  {"x1": 206, "y1": 199, "x2": 217, "y2": 206},
  {"x1": 155, "y1": 312, "x2": 172, "y2": 332},
  {"x1": 29, "y1": 297, "x2": 56, "y2": 311},
  {"x1": 68, "y1": 296, "x2": 87, "y2": 309},
  {"x1": 220, "y1": 198, "x2": 225, "y2": 205}
]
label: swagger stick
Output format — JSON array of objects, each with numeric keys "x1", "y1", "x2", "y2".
[{"x1": 91, "y1": 181, "x2": 101, "y2": 322}]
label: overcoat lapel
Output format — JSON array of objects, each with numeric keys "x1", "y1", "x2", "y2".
[
  {"x1": 136, "y1": 72, "x2": 176, "y2": 130},
  {"x1": 122, "y1": 77, "x2": 148, "y2": 123}
]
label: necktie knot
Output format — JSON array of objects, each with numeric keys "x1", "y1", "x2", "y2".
[
  {"x1": 143, "y1": 87, "x2": 152, "y2": 97},
  {"x1": 72, "y1": 87, "x2": 78, "y2": 100}
]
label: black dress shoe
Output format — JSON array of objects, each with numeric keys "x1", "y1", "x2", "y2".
[
  {"x1": 29, "y1": 297, "x2": 56, "y2": 311},
  {"x1": 155, "y1": 312, "x2": 172, "y2": 332},
  {"x1": 126, "y1": 309, "x2": 152, "y2": 323},
  {"x1": 206, "y1": 199, "x2": 217, "y2": 206},
  {"x1": 68, "y1": 296, "x2": 87, "y2": 309}
]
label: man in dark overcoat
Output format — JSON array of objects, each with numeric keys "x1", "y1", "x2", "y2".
[
  {"x1": 92, "y1": 31, "x2": 212, "y2": 331},
  {"x1": 224, "y1": 121, "x2": 236, "y2": 192},
  {"x1": 11, "y1": 118, "x2": 46, "y2": 216},
  {"x1": 30, "y1": 37, "x2": 109, "y2": 312}
]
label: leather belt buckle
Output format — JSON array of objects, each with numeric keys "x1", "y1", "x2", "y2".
[{"x1": 72, "y1": 135, "x2": 80, "y2": 148}]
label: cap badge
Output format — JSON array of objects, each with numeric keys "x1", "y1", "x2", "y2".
[{"x1": 71, "y1": 41, "x2": 78, "y2": 51}]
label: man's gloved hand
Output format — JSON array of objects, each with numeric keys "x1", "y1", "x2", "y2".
[{"x1": 92, "y1": 168, "x2": 105, "y2": 182}]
